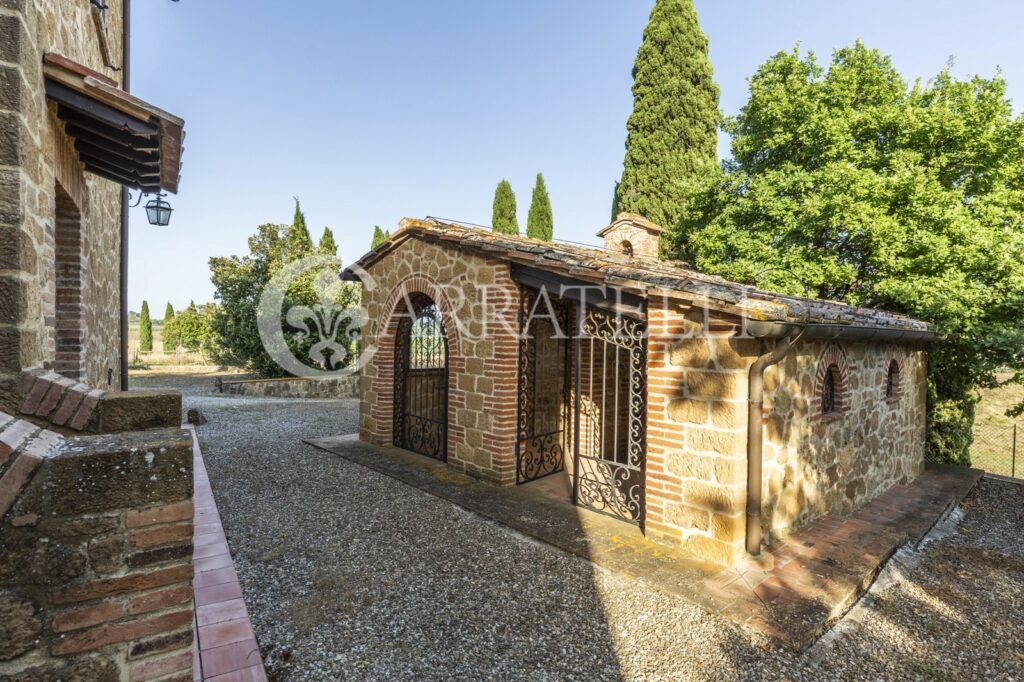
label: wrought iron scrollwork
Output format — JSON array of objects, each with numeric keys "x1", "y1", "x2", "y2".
[
  {"x1": 393, "y1": 294, "x2": 448, "y2": 461},
  {"x1": 516, "y1": 288, "x2": 571, "y2": 484},
  {"x1": 574, "y1": 307, "x2": 647, "y2": 525}
]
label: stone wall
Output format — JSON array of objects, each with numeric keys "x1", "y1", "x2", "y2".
[
  {"x1": 359, "y1": 234, "x2": 520, "y2": 485},
  {"x1": 0, "y1": 414, "x2": 194, "y2": 681},
  {"x1": 1, "y1": 0, "x2": 125, "y2": 400},
  {"x1": 760, "y1": 339, "x2": 927, "y2": 543},
  {"x1": 645, "y1": 296, "x2": 927, "y2": 566},
  {"x1": 645, "y1": 299, "x2": 755, "y2": 566},
  {"x1": 220, "y1": 373, "x2": 359, "y2": 399}
]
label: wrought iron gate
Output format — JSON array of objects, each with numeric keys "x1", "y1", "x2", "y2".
[
  {"x1": 393, "y1": 294, "x2": 448, "y2": 461},
  {"x1": 516, "y1": 288, "x2": 571, "y2": 484},
  {"x1": 573, "y1": 307, "x2": 646, "y2": 525}
]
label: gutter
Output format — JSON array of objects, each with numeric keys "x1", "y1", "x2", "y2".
[
  {"x1": 745, "y1": 319, "x2": 935, "y2": 342},
  {"x1": 118, "y1": 0, "x2": 130, "y2": 390},
  {"x1": 743, "y1": 318, "x2": 935, "y2": 556}
]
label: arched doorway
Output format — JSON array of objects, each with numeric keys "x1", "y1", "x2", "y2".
[{"x1": 393, "y1": 293, "x2": 449, "y2": 461}]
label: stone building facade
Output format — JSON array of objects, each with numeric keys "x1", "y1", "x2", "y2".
[
  {"x1": 1, "y1": 2, "x2": 192, "y2": 679},
  {"x1": 349, "y1": 216, "x2": 932, "y2": 568},
  {"x1": 1, "y1": 0, "x2": 125, "y2": 401}
]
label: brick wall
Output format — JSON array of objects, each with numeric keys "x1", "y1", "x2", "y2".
[
  {"x1": 54, "y1": 184, "x2": 84, "y2": 380},
  {"x1": 359, "y1": 235, "x2": 520, "y2": 485},
  {"x1": 0, "y1": 414, "x2": 194, "y2": 681}
]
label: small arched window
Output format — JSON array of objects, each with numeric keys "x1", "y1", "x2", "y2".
[
  {"x1": 814, "y1": 343, "x2": 849, "y2": 419},
  {"x1": 885, "y1": 359, "x2": 901, "y2": 400},
  {"x1": 821, "y1": 366, "x2": 837, "y2": 415},
  {"x1": 620, "y1": 240, "x2": 634, "y2": 257}
]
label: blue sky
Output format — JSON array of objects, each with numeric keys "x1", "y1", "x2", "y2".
[{"x1": 127, "y1": 0, "x2": 1024, "y2": 313}]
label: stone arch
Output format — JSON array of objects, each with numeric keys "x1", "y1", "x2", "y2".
[
  {"x1": 372, "y1": 274, "x2": 466, "y2": 449},
  {"x1": 813, "y1": 343, "x2": 851, "y2": 418}
]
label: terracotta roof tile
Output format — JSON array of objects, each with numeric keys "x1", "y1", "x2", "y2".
[{"x1": 347, "y1": 218, "x2": 931, "y2": 332}]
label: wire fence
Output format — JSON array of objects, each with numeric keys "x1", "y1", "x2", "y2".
[{"x1": 971, "y1": 421, "x2": 1020, "y2": 478}]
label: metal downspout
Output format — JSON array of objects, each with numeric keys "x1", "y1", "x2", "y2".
[
  {"x1": 745, "y1": 330, "x2": 802, "y2": 556},
  {"x1": 118, "y1": 0, "x2": 131, "y2": 390}
]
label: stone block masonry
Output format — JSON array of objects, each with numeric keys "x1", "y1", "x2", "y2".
[
  {"x1": 219, "y1": 373, "x2": 359, "y2": 399},
  {"x1": 0, "y1": 412, "x2": 195, "y2": 680},
  {"x1": 0, "y1": 0, "x2": 125, "y2": 404},
  {"x1": 359, "y1": 237, "x2": 520, "y2": 486}
]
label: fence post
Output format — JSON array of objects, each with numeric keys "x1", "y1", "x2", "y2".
[{"x1": 1013, "y1": 423, "x2": 1018, "y2": 479}]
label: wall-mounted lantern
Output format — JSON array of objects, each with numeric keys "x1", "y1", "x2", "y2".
[
  {"x1": 144, "y1": 196, "x2": 174, "y2": 226},
  {"x1": 129, "y1": 191, "x2": 174, "y2": 226}
]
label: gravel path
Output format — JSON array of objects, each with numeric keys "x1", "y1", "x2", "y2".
[{"x1": 134, "y1": 372, "x2": 1024, "y2": 681}]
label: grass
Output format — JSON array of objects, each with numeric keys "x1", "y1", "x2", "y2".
[{"x1": 971, "y1": 373, "x2": 1022, "y2": 477}]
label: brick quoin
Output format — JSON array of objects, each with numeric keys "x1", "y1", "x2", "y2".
[
  {"x1": 51, "y1": 564, "x2": 194, "y2": 605},
  {"x1": 126, "y1": 500, "x2": 195, "y2": 528},
  {"x1": 52, "y1": 601, "x2": 126, "y2": 633},
  {"x1": 51, "y1": 609, "x2": 193, "y2": 656},
  {"x1": 127, "y1": 585, "x2": 194, "y2": 616}
]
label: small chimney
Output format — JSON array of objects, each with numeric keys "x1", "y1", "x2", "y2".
[{"x1": 597, "y1": 212, "x2": 663, "y2": 260}]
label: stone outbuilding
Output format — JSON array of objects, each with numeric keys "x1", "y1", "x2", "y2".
[{"x1": 346, "y1": 215, "x2": 933, "y2": 567}]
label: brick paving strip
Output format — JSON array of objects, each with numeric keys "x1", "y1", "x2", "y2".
[
  {"x1": 187, "y1": 425, "x2": 268, "y2": 681},
  {"x1": 306, "y1": 434, "x2": 983, "y2": 649}
]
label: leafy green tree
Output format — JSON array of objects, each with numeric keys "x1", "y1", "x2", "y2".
[
  {"x1": 139, "y1": 301, "x2": 153, "y2": 353},
  {"x1": 163, "y1": 300, "x2": 215, "y2": 353},
  {"x1": 162, "y1": 302, "x2": 176, "y2": 351},
  {"x1": 210, "y1": 202, "x2": 360, "y2": 377},
  {"x1": 491, "y1": 179, "x2": 519, "y2": 235},
  {"x1": 615, "y1": 0, "x2": 719, "y2": 234},
  {"x1": 318, "y1": 227, "x2": 338, "y2": 256},
  {"x1": 673, "y1": 42, "x2": 1024, "y2": 465},
  {"x1": 371, "y1": 225, "x2": 390, "y2": 249},
  {"x1": 286, "y1": 197, "x2": 314, "y2": 260},
  {"x1": 526, "y1": 173, "x2": 553, "y2": 241}
]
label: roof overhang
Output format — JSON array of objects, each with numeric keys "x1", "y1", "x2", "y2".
[
  {"x1": 43, "y1": 53, "x2": 184, "y2": 194},
  {"x1": 344, "y1": 218, "x2": 935, "y2": 337}
]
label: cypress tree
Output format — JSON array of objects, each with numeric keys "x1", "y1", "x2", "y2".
[
  {"x1": 318, "y1": 227, "x2": 338, "y2": 256},
  {"x1": 491, "y1": 179, "x2": 519, "y2": 235},
  {"x1": 139, "y1": 300, "x2": 152, "y2": 353},
  {"x1": 162, "y1": 303, "x2": 175, "y2": 352},
  {"x1": 615, "y1": 0, "x2": 719, "y2": 233},
  {"x1": 371, "y1": 225, "x2": 390, "y2": 249},
  {"x1": 526, "y1": 173, "x2": 553, "y2": 241},
  {"x1": 285, "y1": 196, "x2": 313, "y2": 259}
]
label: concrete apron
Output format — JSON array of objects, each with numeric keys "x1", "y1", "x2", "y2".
[{"x1": 304, "y1": 435, "x2": 982, "y2": 650}]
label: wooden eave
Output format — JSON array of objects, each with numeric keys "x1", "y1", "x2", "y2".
[{"x1": 43, "y1": 53, "x2": 184, "y2": 194}]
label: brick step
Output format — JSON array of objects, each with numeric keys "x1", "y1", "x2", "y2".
[
  {"x1": 0, "y1": 411, "x2": 65, "y2": 520},
  {"x1": 19, "y1": 369, "x2": 104, "y2": 431}
]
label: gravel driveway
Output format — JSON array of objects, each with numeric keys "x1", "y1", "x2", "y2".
[{"x1": 133, "y1": 372, "x2": 1024, "y2": 681}]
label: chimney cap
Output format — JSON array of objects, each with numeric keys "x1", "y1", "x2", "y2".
[{"x1": 596, "y1": 212, "x2": 664, "y2": 238}]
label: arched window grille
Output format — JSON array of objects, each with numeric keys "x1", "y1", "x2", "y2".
[
  {"x1": 886, "y1": 359, "x2": 900, "y2": 399},
  {"x1": 822, "y1": 366, "x2": 837, "y2": 415}
]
